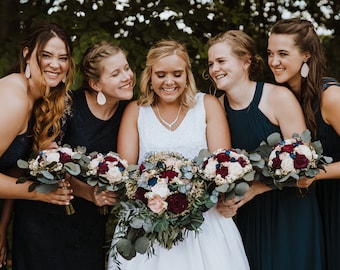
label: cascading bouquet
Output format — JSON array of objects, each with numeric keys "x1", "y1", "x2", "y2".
[
  {"x1": 255, "y1": 129, "x2": 332, "y2": 191},
  {"x1": 17, "y1": 145, "x2": 86, "y2": 215},
  {"x1": 195, "y1": 148, "x2": 262, "y2": 204},
  {"x1": 84, "y1": 151, "x2": 129, "y2": 214},
  {"x1": 111, "y1": 151, "x2": 210, "y2": 263}
]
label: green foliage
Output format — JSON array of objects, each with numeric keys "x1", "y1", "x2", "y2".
[{"x1": 0, "y1": 0, "x2": 339, "y2": 93}]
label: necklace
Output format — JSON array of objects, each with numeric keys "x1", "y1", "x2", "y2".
[{"x1": 155, "y1": 104, "x2": 182, "y2": 131}]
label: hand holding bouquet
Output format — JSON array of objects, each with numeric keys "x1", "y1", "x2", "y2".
[
  {"x1": 84, "y1": 151, "x2": 129, "y2": 214},
  {"x1": 111, "y1": 151, "x2": 209, "y2": 262},
  {"x1": 17, "y1": 145, "x2": 85, "y2": 215}
]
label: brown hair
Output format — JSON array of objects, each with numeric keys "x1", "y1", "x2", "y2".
[{"x1": 22, "y1": 23, "x2": 75, "y2": 153}]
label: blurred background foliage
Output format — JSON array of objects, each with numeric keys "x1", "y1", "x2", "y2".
[{"x1": 0, "y1": 0, "x2": 339, "y2": 95}]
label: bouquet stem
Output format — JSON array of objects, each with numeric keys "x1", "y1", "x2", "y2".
[
  {"x1": 66, "y1": 202, "x2": 75, "y2": 215},
  {"x1": 99, "y1": 205, "x2": 109, "y2": 215}
]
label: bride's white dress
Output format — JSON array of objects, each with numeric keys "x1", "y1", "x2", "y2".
[{"x1": 107, "y1": 93, "x2": 250, "y2": 270}]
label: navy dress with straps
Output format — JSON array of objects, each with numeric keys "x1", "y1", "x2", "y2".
[
  {"x1": 316, "y1": 77, "x2": 340, "y2": 270},
  {"x1": 224, "y1": 82, "x2": 325, "y2": 270},
  {"x1": 12, "y1": 89, "x2": 129, "y2": 270}
]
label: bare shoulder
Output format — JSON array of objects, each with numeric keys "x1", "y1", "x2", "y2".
[
  {"x1": 263, "y1": 82, "x2": 296, "y2": 103},
  {"x1": 203, "y1": 92, "x2": 221, "y2": 107},
  {"x1": 0, "y1": 74, "x2": 29, "y2": 117},
  {"x1": 322, "y1": 84, "x2": 340, "y2": 106}
]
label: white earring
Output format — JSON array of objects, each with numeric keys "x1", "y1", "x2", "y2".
[
  {"x1": 97, "y1": 91, "x2": 106, "y2": 105},
  {"x1": 62, "y1": 75, "x2": 67, "y2": 83},
  {"x1": 25, "y1": 64, "x2": 31, "y2": 79},
  {"x1": 300, "y1": 62, "x2": 309, "y2": 78}
]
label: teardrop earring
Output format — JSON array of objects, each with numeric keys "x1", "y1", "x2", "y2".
[
  {"x1": 300, "y1": 62, "x2": 309, "y2": 78},
  {"x1": 25, "y1": 64, "x2": 31, "y2": 79},
  {"x1": 62, "y1": 75, "x2": 67, "y2": 83},
  {"x1": 97, "y1": 91, "x2": 106, "y2": 105}
]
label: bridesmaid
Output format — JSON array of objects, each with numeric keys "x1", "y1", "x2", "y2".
[
  {"x1": 268, "y1": 18, "x2": 340, "y2": 270},
  {"x1": 207, "y1": 29, "x2": 325, "y2": 270}
]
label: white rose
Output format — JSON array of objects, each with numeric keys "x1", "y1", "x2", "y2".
[
  {"x1": 46, "y1": 152, "x2": 60, "y2": 163},
  {"x1": 106, "y1": 167, "x2": 123, "y2": 184},
  {"x1": 151, "y1": 182, "x2": 170, "y2": 198},
  {"x1": 295, "y1": 145, "x2": 313, "y2": 160},
  {"x1": 228, "y1": 162, "x2": 244, "y2": 178},
  {"x1": 203, "y1": 160, "x2": 218, "y2": 178},
  {"x1": 280, "y1": 154, "x2": 295, "y2": 174}
]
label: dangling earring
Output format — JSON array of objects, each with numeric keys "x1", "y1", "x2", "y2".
[
  {"x1": 62, "y1": 75, "x2": 67, "y2": 83},
  {"x1": 97, "y1": 91, "x2": 106, "y2": 105},
  {"x1": 149, "y1": 83, "x2": 153, "y2": 90},
  {"x1": 300, "y1": 62, "x2": 309, "y2": 78},
  {"x1": 25, "y1": 64, "x2": 31, "y2": 79}
]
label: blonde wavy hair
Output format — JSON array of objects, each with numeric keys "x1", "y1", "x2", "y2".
[
  {"x1": 138, "y1": 39, "x2": 197, "y2": 108},
  {"x1": 20, "y1": 23, "x2": 75, "y2": 153}
]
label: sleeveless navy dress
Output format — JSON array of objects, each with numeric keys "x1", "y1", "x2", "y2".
[
  {"x1": 315, "y1": 78, "x2": 340, "y2": 270},
  {"x1": 0, "y1": 122, "x2": 33, "y2": 270},
  {"x1": 224, "y1": 82, "x2": 325, "y2": 270},
  {"x1": 12, "y1": 89, "x2": 129, "y2": 270}
]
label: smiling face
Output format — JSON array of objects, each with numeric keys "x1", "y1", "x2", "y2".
[
  {"x1": 267, "y1": 33, "x2": 308, "y2": 91},
  {"x1": 28, "y1": 36, "x2": 70, "y2": 88},
  {"x1": 150, "y1": 54, "x2": 187, "y2": 104},
  {"x1": 208, "y1": 41, "x2": 249, "y2": 91},
  {"x1": 93, "y1": 51, "x2": 134, "y2": 102}
]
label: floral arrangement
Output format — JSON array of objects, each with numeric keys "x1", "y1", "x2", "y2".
[
  {"x1": 195, "y1": 148, "x2": 261, "y2": 203},
  {"x1": 17, "y1": 145, "x2": 86, "y2": 215},
  {"x1": 111, "y1": 151, "x2": 209, "y2": 263},
  {"x1": 84, "y1": 151, "x2": 129, "y2": 214},
  {"x1": 256, "y1": 130, "x2": 332, "y2": 190}
]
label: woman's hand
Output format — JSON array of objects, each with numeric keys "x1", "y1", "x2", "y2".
[
  {"x1": 92, "y1": 186, "x2": 118, "y2": 207},
  {"x1": 217, "y1": 197, "x2": 240, "y2": 218},
  {"x1": 235, "y1": 180, "x2": 271, "y2": 209},
  {"x1": 296, "y1": 176, "x2": 315, "y2": 189},
  {"x1": 36, "y1": 180, "x2": 73, "y2": 205}
]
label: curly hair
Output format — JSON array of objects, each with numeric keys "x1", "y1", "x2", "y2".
[
  {"x1": 270, "y1": 18, "x2": 328, "y2": 136},
  {"x1": 20, "y1": 23, "x2": 75, "y2": 153},
  {"x1": 138, "y1": 39, "x2": 197, "y2": 108}
]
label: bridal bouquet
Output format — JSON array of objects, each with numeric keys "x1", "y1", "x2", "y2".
[
  {"x1": 256, "y1": 130, "x2": 332, "y2": 190},
  {"x1": 17, "y1": 145, "x2": 85, "y2": 215},
  {"x1": 195, "y1": 148, "x2": 261, "y2": 203},
  {"x1": 111, "y1": 151, "x2": 209, "y2": 262},
  {"x1": 84, "y1": 151, "x2": 129, "y2": 214}
]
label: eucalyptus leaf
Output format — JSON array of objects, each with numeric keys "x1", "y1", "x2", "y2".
[
  {"x1": 267, "y1": 132, "x2": 282, "y2": 146},
  {"x1": 40, "y1": 170, "x2": 55, "y2": 180},
  {"x1": 87, "y1": 179, "x2": 98, "y2": 187},
  {"x1": 249, "y1": 152, "x2": 262, "y2": 162},
  {"x1": 35, "y1": 183, "x2": 58, "y2": 193},
  {"x1": 116, "y1": 238, "x2": 133, "y2": 258},
  {"x1": 215, "y1": 183, "x2": 229, "y2": 193},
  {"x1": 300, "y1": 129, "x2": 312, "y2": 143},
  {"x1": 64, "y1": 162, "x2": 81, "y2": 176},
  {"x1": 234, "y1": 182, "x2": 249, "y2": 196},
  {"x1": 130, "y1": 217, "x2": 144, "y2": 229},
  {"x1": 134, "y1": 236, "x2": 150, "y2": 254},
  {"x1": 243, "y1": 170, "x2": 255, "y2": 181},
  {"x1": 17, "y1": 159, "x2": 29, "y2": 169}
]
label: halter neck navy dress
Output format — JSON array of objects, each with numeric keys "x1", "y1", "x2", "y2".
[
  {"x1": 316, "y1": 78, "x2": 340, "y2": 270},
  {"x1": 224, "y1": 82, "x2": 325, "y2": 270},
  {"x1": 12, "y1": 89, "x2": 129, "y2": 270}
]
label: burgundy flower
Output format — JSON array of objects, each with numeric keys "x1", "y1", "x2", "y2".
[
  {"x1": 271, "y1": 156, "x2": 282, "y2": 169},
  {"x1": 59, "y1": 152, "x2": 72, "y2": 164},
  {"x1": 161, "y1": 170, "x2": 178, "y2": 181},
  {"x1": 166, "y1": 193, "x2": 188, "y2": 214},
  {"x1": 294, "y1": 154, "x2": 309, "y2": 169},
  {"x1": 97, "y1": 162, "x2": 109, "y2": 174},
  {"x1": 139, "y1": 164, "x2": 145, "y2": 173},
  {"x1": 135, "y1": 187, "x2": 148, "y2": 204},
  {"x1": 104, "y1": 156, "x2": 117, "y2": 162},
  {"x1": 281, "y1": 144, "x2": 295, "y2": 153},
  {"x1": 237, "y1": 157, "x2": 248, "y2": 167},
  {"x1": 216, "y1": 152, "x2": 231, "y2": 163},
  {"x1": 202, "y1": 160, "x2": 208, "y2": 169},
  {"x1": 216, "y1": 166, "x2": 229, "y2": 178}
]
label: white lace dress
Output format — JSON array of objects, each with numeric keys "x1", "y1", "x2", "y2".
[{"x1": 107, "y1": 93, "x2": 250, "y2": 270}]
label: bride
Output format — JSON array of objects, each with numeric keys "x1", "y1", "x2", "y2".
[{"x1": 107, "y1": 39, "x2": 249, "y2": 270}]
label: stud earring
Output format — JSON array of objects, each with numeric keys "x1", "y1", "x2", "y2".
[
  {"x1": 300, "y1": 62, "x2": 309, "y2": 78},
  {"x1": 25, "y1": 64, "x2": 31, "y2": 79},
  {"x1": 62, "y1": 75, "x2": 67, "y2": 83},
  {"x1": 97, "y1": 91, "x2": 106, "y2": 105}
]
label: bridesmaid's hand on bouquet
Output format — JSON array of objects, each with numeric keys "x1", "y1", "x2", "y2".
[
  {"x1": 92, "y1": 186, "x2": 118, "y2": 207},
  {"x1": 35, "y1": 180, "x2": 74, "y2": 205},
  {"x1": 217, "y1": 197, "x2": 240, "y2": 218},
  {"x1": 235, "y1": 180, "x2": 271, "y2": 209}
]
